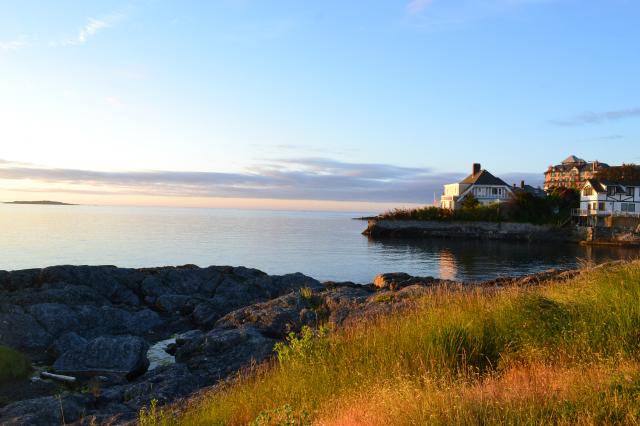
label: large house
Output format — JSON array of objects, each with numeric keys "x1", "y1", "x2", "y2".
[
  {"x1": 573, "y1": 179, "x2": 640, "y2": 224},
  {"x1": 544, "y1": 155, "x2": 609, "y2": 191},
  {"x1": 440, "y1": 163, "x2": 513, "y2": 210}
]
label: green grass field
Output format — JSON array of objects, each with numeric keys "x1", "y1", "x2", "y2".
[{"x1": 141, "y1": 260, "x2": 640, "y2": 425}]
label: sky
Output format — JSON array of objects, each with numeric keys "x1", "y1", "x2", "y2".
[{"x1": 0, "y1": 0, "x2": 639, "y2": 210}]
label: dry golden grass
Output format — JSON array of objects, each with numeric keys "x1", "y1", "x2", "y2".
[{"x1": 319, "y1": 362, "x2": 640, "y2": 426}]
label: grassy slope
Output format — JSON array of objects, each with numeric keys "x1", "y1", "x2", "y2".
[{"x1": 144, "y1": 261, "x2": 640, "y2": 425}]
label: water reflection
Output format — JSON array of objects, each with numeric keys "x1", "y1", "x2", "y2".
[
  {"x1": 365, "y1": 237, "x2": 639, "y2": 282},
  {"x1": 0, "y1": 204, "x2": 637, "y2": 283}
]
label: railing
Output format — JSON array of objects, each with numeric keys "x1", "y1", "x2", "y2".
[{"x1": 572, "y1": 209, "x2": 640, "y2": 218}]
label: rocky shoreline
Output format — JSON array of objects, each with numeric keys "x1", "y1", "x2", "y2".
[
  {"x1": 0, "y1": 263, "x2": 596, "y2": 425},
  {"x1": 363, "y1": 218, "x2": 584, "y2": 242}
]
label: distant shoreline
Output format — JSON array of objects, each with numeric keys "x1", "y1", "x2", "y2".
[{"x1": 3, "y1": 200, "x2": 77, "y2": 206}]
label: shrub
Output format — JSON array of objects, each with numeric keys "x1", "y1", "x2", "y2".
[
  {"x1": 0, "y1": 346, "x2": 31, "y2": 383},
  {"x1": 273, "y1": 325, "x2": 329, "y2": 365}
]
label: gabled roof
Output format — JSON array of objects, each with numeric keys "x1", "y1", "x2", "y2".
[
  {"x1": 585, "y1": 179, "x2": 606, "y2": 193},
  {"x1": 562, "y1": 155, "x2": 586, "y2": 165},
  {"x1": 585, "y1": 179, "x2": 640, "y2": 192},
  {"x1": 515, "y1": 184, "x2": 545, "y2": 197},
  {"x1": 460, "y1": 169, "x2": 509, "y2": 187}
]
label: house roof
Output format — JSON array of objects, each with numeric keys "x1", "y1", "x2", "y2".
[
  {"x1": 547, "y1": 161, "x2": 609, "y2": 173},
  {"x1": 585, "y1": 179, "x2": 606, "y2": 193},
  {"x1": 562, "y1": 155, "x2": 586, "y2": 165},
  {"x1": 585, "y1": 179, "x2": 640, "y2": 192},
  {"x1": 514, "y1": 184, "x2": 545, "y2": 197},
  {"x1": 460, "y1": 169, "x2": 509, "y2": 186}
]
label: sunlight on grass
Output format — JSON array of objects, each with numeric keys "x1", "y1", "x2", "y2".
[{"x1": 143, "y1": 261, "x2": 640, "y2": 425}]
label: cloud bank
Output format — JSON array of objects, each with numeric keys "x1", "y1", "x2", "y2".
[
  {"x1": 551, "y1": 107, "x2": 640, "y2": 126},
  {"x1": 0, "y1": 158, "x2": 469, "y2": 204}
]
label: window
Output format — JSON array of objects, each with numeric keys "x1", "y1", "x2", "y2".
[
  {"x1": 621, "y1": 203, "x2": 636, "y2": 212},
  {"x1": 583, "y1": 187, "x2": 593, "y2": 196},
  {"x1": 492, "y1": 188, "x2": 498, "y2": 195},
  {"x1": 627, "y1": 187, "x2": 634, "y2": 197},
  {"x1": 608, "y1": 187, "x2": 616, "y2": 196},
  {"x1": 598, "y1": 202, "x2": 605, "y2": 211}
]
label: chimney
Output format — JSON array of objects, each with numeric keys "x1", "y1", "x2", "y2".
[
  {"x1": 472, "y1": 163, "x2": 481, "y2": 176},
  {"x1": 521, "y1": 180, "x2": 525, "y2": 189}
]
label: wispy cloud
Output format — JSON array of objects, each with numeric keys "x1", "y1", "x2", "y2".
[
  {"x1": 405, "y1": 0, "x2": 553, "y2": 30},
  {"x1": 0, "y1": 158, "x2": 463, "y2": 203},
  {"x1": 0, "y1": 39, "x2": 28, "y2": 51},
  {"x1": 407, "y1": 0, "x2": 434, "y2": 14},
  {"x1": 550, "y1": 107, "x2": 640, "y2": 127},
  {"x1": 54, "y1": 13, "x2": 125, "y2": 46}
]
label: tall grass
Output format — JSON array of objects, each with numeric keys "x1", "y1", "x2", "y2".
[
  {"x1": 150, "y1": 261, "x2": 640, "y2": 425},
  {"x1": 0, "y1": 346, "x2": 31, "y2": 384}
]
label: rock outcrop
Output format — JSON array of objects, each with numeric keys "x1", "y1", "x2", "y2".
[{"x1": 0, "y1": 263, "x2": 590, "y2": 425}]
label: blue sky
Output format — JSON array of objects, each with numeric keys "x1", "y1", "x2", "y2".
[{"x1": 0, "y1": 0, "x2": 638, "y2": 209}]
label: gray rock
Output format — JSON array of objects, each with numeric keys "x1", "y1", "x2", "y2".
[
  {"x1": 0, "y1": 394, "x2": 93, "y2": 426},
  {"x1": 155, "y1": 294, "x2": 195, "y2": 313},
  {"x1": 0, "y1": 311, "x2": 52, "y2": 352},
  {"x1": 47, "y1": 332, "x2": 87, "y2": 359},
  {"x1": 4, "y1": 269, "x2": 42, "y2": 291},
  {"x1": 216, "y1": 291, "x2": 318, "y2": 338},
  {"x1": 75, "y1": 306, "x2": 162, "y2": 338},
  {"x1": 29, "y1": 303, "x2": 80, "y2": 337},
  {"x1": 120, "y1": 364, "x2": 207, "y2": 409},
  {"x1": 175, "y1": 326, "x2": 275, "y2": 379},
  {"x1": 53, "y1": 335, "x2": 149, "y2": 379}
]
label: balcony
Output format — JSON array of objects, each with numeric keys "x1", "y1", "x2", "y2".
[{"x1": 572, "y1": 209, "x2": 640, "y2": 218}]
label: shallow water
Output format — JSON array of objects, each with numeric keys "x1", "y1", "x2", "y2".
[{"x1": 0, "y1": 204, "x2": 637, "y2": 283}]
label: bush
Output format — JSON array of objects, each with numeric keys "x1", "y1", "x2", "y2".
[
  {"x1": 379, "y1": 189, "x2": 580, "y2": 225},
  {"x1": 0, "y1": 346, "x2": 31, "y2": 383},
  {"x1": 379, "y1": 204, "x2": 502, "y2": 222}
]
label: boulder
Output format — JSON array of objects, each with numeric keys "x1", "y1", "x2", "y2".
[
  {"x1": 215, "y1": 292, "x2": 318, "y2": 338},
  {"x1": 174, "y1": 326, "x2": 275, "y2": 379},
  {"x1": 53, "y1": 335, "x2": 150, "y2": 379},
  {"x1": 28, "y1": 303, "x2": 80, "y2": 337},
  {"x1": 0, "y1": 394, "x2": 94, "y2": 426},
  {"x1": 46, "y1": 332, "x2": 87, "y2": 359},
  {"x1": 75, "y1": 306, "x2": 163, "y2": 338},
  {"x1": 155, "y1": 294, "x2": 195, "y2": 314},
  {"x1": 373, "y1": 272, "x2": 437, "y2": 290},
  {"x1": 0, "y1": 311, "x2": 52, "y2": 353}
]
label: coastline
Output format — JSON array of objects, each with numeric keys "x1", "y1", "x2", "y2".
[
  {"x1": 362, "y1": 218, "x2": 585, "y2": 242},
  {"x1": 0, "y1": 260, "x2": 623, "y2": 425}
]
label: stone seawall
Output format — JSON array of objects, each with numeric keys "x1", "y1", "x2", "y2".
[
  {"x1": 363, "y1": 219, "x2": 584, "y2": 242},
  {"x1": 583, "y1": 226, "x2": 640, "y2": 246}
]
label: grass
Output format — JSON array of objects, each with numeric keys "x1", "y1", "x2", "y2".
[
  {"x1": 0, "y1": 346, "x2": 31, "y2": 384},
  {"x1": 142, "y1": 260, "x2": 640, "y2": 425}
]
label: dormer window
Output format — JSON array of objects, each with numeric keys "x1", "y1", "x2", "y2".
[{"x1": 608, "y1": 187, "x2": 616, "y2": 196}]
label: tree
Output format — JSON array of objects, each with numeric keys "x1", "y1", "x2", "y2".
[
  {"x1": 599, "y1": 164, "x2": 640, "y2": 184},
  {"x1": 461, "y1": 194, "x2": 480, "y2": 210}
]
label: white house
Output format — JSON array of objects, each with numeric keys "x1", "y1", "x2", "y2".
[
  {"x1": 575, "y1": 179, "x2": 640, "y2": 219},
  {"x1": 440, "y1": 163, "x2": 513, "y2": 210}
]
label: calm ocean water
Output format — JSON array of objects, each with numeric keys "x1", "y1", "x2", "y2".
[{"x1": 0, "y1": 204, "x2": 637, "y2": 283}]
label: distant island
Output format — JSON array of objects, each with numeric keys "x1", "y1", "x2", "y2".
[{"x1": 4, "y1": 200, "x2": 76, "y2": 206}]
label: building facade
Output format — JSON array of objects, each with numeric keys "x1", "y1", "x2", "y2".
[
  {"x1": 544, "y1": 155, "x2": 609, "y2": 191},
  {"x1": 440, "y1": 163, "x2": 513, "y2": 210},
  {"x1": 573, "y1": 179, "x2": 640, "y2": 225}
]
